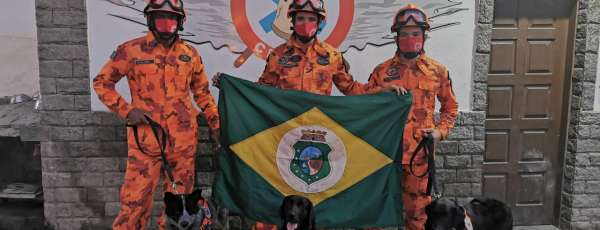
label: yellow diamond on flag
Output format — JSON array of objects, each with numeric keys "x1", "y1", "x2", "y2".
[{"x1": 229, "y1": 107, "x2": 393, "y2": 205}]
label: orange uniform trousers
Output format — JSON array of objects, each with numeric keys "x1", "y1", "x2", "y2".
[{"x1": 112, "y1": 137, "x2": 197, "y2": 230}]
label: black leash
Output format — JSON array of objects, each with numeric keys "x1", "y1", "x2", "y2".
[
  {"x1": 126, "y1": 115, "x2": 178, "y2": 190},
  {"x1": 409, "y1": 132, "x2": 441, "y2": 199}
]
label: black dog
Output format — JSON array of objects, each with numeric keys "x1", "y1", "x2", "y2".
[
  {"x1": 279, "y1": 195, "x2": 315, "y2": 230},
  {"x1": 164, "y1": 189, "x2": 210, "y2": 230},
  {"x1": 425, "y1": 197, "x2": 513, "y2": 230}
]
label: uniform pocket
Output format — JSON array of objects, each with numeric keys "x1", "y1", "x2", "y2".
[
  {"x1": 417, "y1": 78, "x2": 440, "y2": 91},
  {"x1": 174, "y1": 62, "x2": 192, "y2": 92},
  {"x1": 134, "y1": 60, "x2": 158, "y2": 76},
  {"x1": 314, "y1": 68, "x2": 333, "y2": 90},
  {"x1": 133, "y1": 63, "x2": 158, "y2": 99},
  {"x1": 277, "y1": 68, "x2": 302, "y2": 89}
]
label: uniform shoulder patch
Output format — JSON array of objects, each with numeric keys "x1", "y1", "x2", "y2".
[{"x1": 179, "y1": 54, "x2": 192, "y2": 62}]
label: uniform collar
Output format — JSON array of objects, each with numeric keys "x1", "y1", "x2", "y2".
[
  {"x1": 392, "y1": 52, "x2": 427, "y2": 64},
  {"x1": 144, "y1": 31, "x2": 184, "y2": 51},
  {"x1": 287, "y1": 37, "x2": 329, "y2": 57},
  {"x1": 392, "y1": 53, "x2": 433, "y2": 76}
]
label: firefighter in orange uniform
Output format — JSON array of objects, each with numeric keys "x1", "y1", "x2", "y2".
[
  {"x1": 214, "y1": 0, "x2": 382, "y2": 96},
  {"x1": 213, "y1": 1, "x2": 391, "y2": 229},
  {"x1": 93, "y1": 0, "x2": 219, "y2": 229},
  {"x1": 364, "y1": 4, "x2": 459, "y2": 230}
]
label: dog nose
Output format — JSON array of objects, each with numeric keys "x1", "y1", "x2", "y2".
[
  {"x1": 286, "y1": 215, "x2": 299, "y2": 223},
  {"x1": 181, "y1": 221, "x2": 189, "y2": 227}
]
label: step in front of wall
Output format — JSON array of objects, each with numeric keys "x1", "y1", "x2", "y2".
[
  {"x1": 0, "y1": 200, "x2": 45, "y2": 230},
  {"x1": 514, "y1": 225, "x2": 560, "y2": 230}
]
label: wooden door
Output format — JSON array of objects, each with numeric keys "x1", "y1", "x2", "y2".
[{"x1": 483, "y1": 0, "x2": 575, "y2": 225}]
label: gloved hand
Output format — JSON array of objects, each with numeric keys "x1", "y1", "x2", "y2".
[{"x1": 127, "y1": 108, "x2": 150, "y2": 125}]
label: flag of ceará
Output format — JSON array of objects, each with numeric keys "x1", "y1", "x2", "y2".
[{"x1": 213, "y1": 75, "x2": 412, "y2": 228}]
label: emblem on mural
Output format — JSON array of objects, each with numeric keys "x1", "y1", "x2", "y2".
[
  {"x1": 106, "y1": 0, "x2": 468, "y2": 67},
  {"x1": 276, "y1": 126, "x2": 346, "y2": 193}
]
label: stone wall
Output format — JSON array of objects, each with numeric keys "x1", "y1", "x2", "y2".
[
  {"x1": 434, "y1": 112, "x2": 485, "y2": 204},
  {"x1": 560, "y1": 0, "x2": 600, "y2": 229}
]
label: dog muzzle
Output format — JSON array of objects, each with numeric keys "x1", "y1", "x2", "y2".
[
  {"x1": 166, "y1": 197, "x2": 212, "y2": 230},
  {"x1": 167, "y1": 214, "x2": 203, "y2": 230}
]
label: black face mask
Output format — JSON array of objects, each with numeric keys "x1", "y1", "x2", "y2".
[
  {"x1": 294, "y1": 33, "x2": 314, "y2": 43},
  {"x1": 399, "y1": 51, "x2": 419, "y2": 59}
]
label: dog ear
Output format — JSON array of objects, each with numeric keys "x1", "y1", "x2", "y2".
[
  {"x1": 471, "y1": 198, "x2": 484, "y2": 206},
  {"x1": 190, "y1": 189, "x2": 204, "y2": 203},
  {"x1": 306, "y1": 199, "x2": 316, "y2": 230},
  {"x1": 164, "y1": 192, "x2": 177, "y2": 203},
  {"x1": 453, "y1": 206, "x2": 467, "y2": 230},
  {"x1": 280, "y1": 196, "x2": 290, "y2": 220}
]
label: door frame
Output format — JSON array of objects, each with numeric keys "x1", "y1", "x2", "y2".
[{"x1": 554, "y1": 0, "x2": 578, "y2": 226}]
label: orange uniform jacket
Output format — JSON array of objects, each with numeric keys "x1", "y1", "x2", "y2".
[
  {"x1": 258, "y1": 38, "x2": 366, "y2": 95},
  {"x1": 366, "y1": 54, "x2": 458, "y2": 164},
  {"x1": 93, "y1": 32, "x2": 219, "y2": 153}
]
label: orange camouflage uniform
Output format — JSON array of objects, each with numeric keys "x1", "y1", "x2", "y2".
[
  {"x1": 93, "y1": 32, "x2": 219, "y2": 230},
  {"x1": 365, "y1": 54, "x2": 458, "y2": 230},
  {"x1": 258, "y1": 38, "x2": 367, "y2": 95},
  {"x1": 252, "y1": 38, "x2": 368, "y2": 230}
]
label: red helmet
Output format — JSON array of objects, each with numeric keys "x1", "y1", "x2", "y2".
[
  {"x1": 391, "y1": 4, "x2": 430, "y2": 32},
  {"x1": 288, "y1": 0, "x2": 327, "y2": 20},
  {"x1": 144, "y1": 0, "x2": 186, "y2": 18}
]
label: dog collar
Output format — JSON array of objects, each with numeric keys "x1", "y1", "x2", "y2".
[{"x1": 464, "y1": 209, "x2": 473, "y2": 230}]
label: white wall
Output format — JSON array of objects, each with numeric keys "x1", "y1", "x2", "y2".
[
  {"x1": 0, "y1": 1, "x2": 39, "y2": 97},
  {"x1": 88, "y1": 0, "x2": 474, "y2": 111}
]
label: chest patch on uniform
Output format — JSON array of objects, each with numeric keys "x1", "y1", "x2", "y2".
[
  {"x1": 317, "y1": 55, "x2": 330, "y2": 66},
  {"x1": 278, "y1": 56, "x2": 299, "y2": 68},
  {"x1": 384, "y1": 67, "x2": 403, "y2": 81},
  {"x1": 384, "y1": 76, "x2": 402, "y2": 82},
  {"x1": 135, "y1": 59, "x2": 154, "y2": 65},
  {"x1": 386, "y1": 67, "x2": 400, "y2": 76},
  {"x1": 179, "y1": 54, "x2": 191, "y2": 62}
]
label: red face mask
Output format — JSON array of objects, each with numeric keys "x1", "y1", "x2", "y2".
[
  {"x1": 294, "y1": 21, "x2": 318, "y2": 38},
  {"x1": 154, "y1": 18, "x2": 178, "y2": 33},
  {"x1": 397, "y1": 36, "x2": 424, "y2": 53}
]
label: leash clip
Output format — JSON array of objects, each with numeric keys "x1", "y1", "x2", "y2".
[{"x1": 431, "y1": 191, "x2": 442, "y2": 200}]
